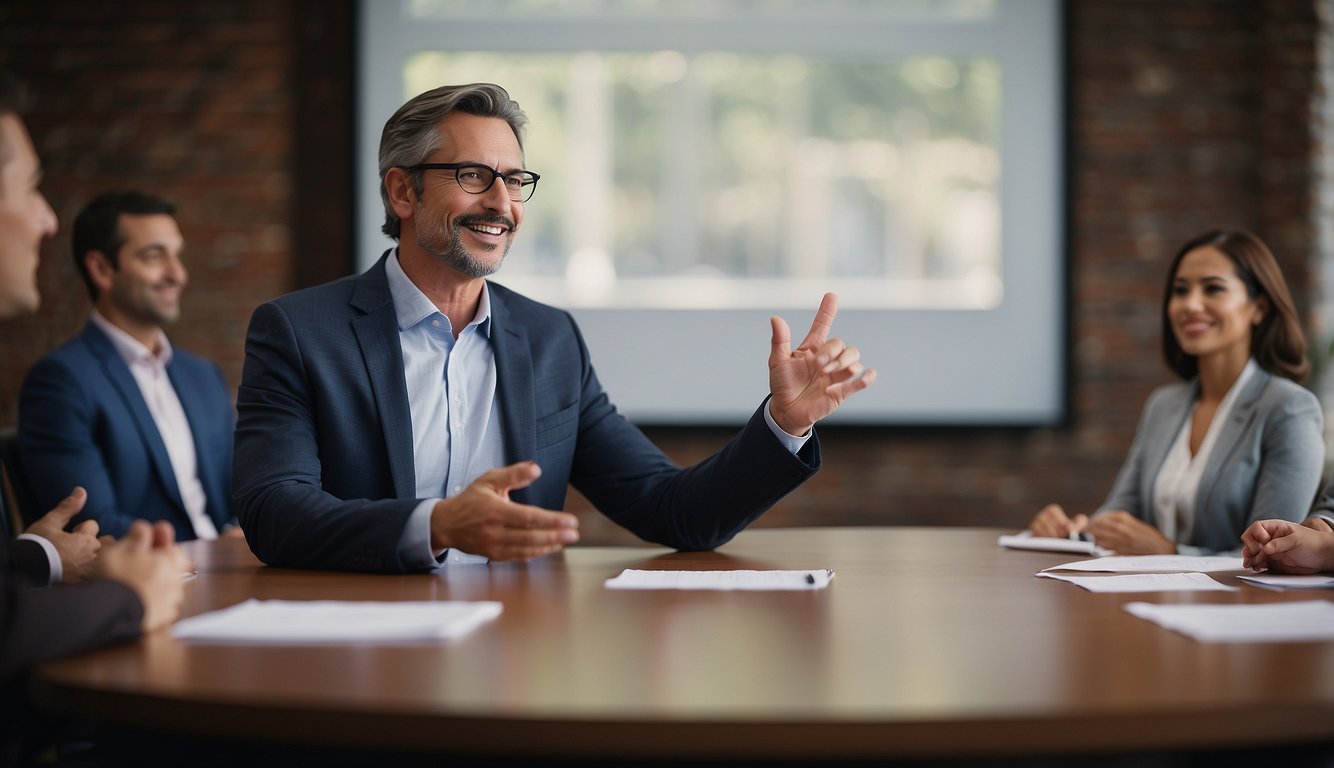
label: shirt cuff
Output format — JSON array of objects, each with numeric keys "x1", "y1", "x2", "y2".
[
  {"x1": 398, "y1": 499, "x2": 447, "y2": 569},
  {"x1": 763, "y1": 401, "x2": 812, "y2": 455},
  {"x1": 398, "y1": 499, "x2": 492, "y2": 568},
  {"x1": 16, "y1": 533, "x2": 61, "y2": 585}
]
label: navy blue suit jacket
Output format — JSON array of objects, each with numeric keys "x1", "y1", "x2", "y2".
[
  {"x1": 234, "y1": 254, "x2": 820, "y2": 573},
  {"x1": 17, "y1": 321, "x2": 235, "y2": 539}
]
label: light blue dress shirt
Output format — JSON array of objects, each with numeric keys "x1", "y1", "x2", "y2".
[
  {"x1": 387, "y1": 252, "x2": 505, "y2": 567},
  {"x1": 385, "y1": 249, "x2": 810, "y2": 568}
]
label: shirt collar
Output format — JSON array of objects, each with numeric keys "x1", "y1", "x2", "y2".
[
  {"x1": 90, "y1": 309, "x2": 173, "y2": 368},
  {"x1": 384, "y1": 248, "x2": 492, "y2": 337}
]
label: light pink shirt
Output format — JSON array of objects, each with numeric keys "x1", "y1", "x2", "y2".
[{"x1": 90, "y1": 311, "x2": 217, "y2": 540}]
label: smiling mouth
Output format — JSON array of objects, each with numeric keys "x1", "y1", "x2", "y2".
[{"x1": 467, "y1": 223, "x2": 506, "y2": 236}]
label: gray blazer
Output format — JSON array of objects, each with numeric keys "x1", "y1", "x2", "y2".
[{"x1": 1098, "y1": 369, "x2": 1324, "y2": 556}]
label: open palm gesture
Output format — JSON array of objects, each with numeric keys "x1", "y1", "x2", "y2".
[{"x1": 768, "y1": 293, "x2": 876, "y2": 436}]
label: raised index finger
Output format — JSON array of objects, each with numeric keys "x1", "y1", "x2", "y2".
[{"x1": 798, "y1": 292, "x2": 838, "y2": 352}]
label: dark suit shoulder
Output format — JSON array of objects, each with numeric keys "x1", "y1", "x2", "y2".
[
  {"x1": 265, "y1": 271, "x2": 364, "y2": 316},
  {"x1": 168, "y1": 345, "x2": 225, "y2": 372},
  {"x1": 486, "y1": 281, "x2": 580, "y2": 336}
]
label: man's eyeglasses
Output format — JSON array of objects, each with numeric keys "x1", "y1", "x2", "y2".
[{"x1": 405, "y1": 162, "x2": 541, "y2": 203}]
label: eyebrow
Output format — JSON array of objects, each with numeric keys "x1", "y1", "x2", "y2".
[
  {"x1": 132, "y1": 242, "x2": 182, "y2": 256},
  {"x1": 457, "y1": 160, "x2": 528, "y2": 174}
]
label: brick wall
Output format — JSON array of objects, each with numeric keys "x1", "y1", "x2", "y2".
[
  {"x1": 0, "y1": 0, "x2": 292, "y2": 427},
  {"x1": 0, "y1": 1, "x2": 1323, "y2": 546}
]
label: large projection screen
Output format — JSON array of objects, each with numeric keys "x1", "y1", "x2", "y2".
[{"x1": 357, "y1": 0, "x2": 1064, "y2": 426}]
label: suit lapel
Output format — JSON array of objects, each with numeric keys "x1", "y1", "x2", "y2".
[
  {"x1": 167, "y1": 360, "x2": 223, "y2": 526},
  {"x1": 1193, "y1": 368, "x2": 1268, "y2": 512},
  {"x1": 83, "y1": 322, "x2": 186, "y2": 510},
  {"x1": 488, "y1": 286, "x2": 536, "y2": 502},
  {"x1": 350, "y1": 255, "x2": 417, "y2": 498}
]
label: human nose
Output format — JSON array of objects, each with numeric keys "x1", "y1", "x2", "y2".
[
  {"x1": 167, "y1": 253, "x2": 189, "y2": 286},
  {"x1": 1175, "y1": 287, "x2": 1202, "y2": 312},
  {"x1": 478, "y1": 172, "x2": 512, "y2": 209},
  {"x1": 38, "y1": 192, "x2": 57, "y2": 238}
]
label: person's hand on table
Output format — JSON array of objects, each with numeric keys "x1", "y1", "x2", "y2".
[
  {"x1": 93, "y1": 519, "x2": 190, "y2": 632},
  {"x1": 430, "y1": 461, "x2": 579, "y2": 561},
  {"x1": 1241, "y1": 518, "x2": 1334, "y2": 575},
  {"x1": 1029, "y1": 503, "x2": 1088, "y2": 539},
  {"x1": 1087, "y1": 511, "x2": 1175, "y2": 555}
]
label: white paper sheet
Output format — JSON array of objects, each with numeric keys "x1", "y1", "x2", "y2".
[
  {"x1": 604, "y1": 569, "x2": 834, "y2": 590},
  {"x1": 1125, "y1": 600, "x2": 1334, "y2": 642},
  {"x1": 1036, "y1": 571, "x2": 1237, "y2": 593},
  {"x1": 1043, "y1": 555, "x2": 1244, "y2": 574},
  {"x1": 171, "y1": 599, "x2": 502, "y2": 643},
  {"x1": 998, "y1": 531, "x2": 1112, "y2": 557},
  {"x1": 1237, "y1": 573, "x2": 1334, "y2": 590}
]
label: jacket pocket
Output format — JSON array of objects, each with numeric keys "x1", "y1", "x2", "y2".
[{"x1": 535, "y1": 401, "x2": 578, "y2": 448}]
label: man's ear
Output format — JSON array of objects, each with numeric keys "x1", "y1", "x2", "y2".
[
  {"x1": 84, "y1": 250, "x2": 116, "y2": 294},
  {"x1": 384, "y1": 167, "x2": 418, "y2": 222}
]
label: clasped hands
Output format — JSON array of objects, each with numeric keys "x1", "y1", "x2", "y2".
[
  {"x1": 429, "y1": 292, "x2": 876, "y2": 561},
  {"x1": 26, "y1": 486, "x2": 191, "y2": 632},
  {"x1": 1241, "y1": 517, "x2": 1334, "y2": 575}
]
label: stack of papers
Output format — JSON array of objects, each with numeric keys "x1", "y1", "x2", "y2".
[
  {"x1": 1042, "y1": 555, "x2": 1244, "y2": 573},
  {"x1": 1125, "y1": 600, "x2": 1334, "y2": 642},
  {"x1": 604, "y1": 569, "x2": 834, "y2": 590},
  {"x1": 1035, "y1": 555, "x2": 1246, "y2": 593},
  {"x1": 1237, "y1": 573, "x2": 1334, "y2": 590},
  {"x1": 1037, "y1": 572, "x2": 1236, "y2": 593},
  {"x1": 998, "y1": 531, "x2": 1112, "y2": 557},
  {"x1": 172, "y1": 599, "x2": 502, "y2": 643}
]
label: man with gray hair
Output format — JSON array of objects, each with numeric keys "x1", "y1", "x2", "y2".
[{"x1": 234, "y1": 83, "x2": 876, "y2": 573}]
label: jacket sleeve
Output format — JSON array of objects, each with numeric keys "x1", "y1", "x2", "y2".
[
  {"x1": 1096, "y1": 387, "x2": 1171, "y2": 521},
  {"x1": 18, "y1": 357, "x2": 137, "y2": 538},
  {"x1": 0, "y1": 577, "x2": 143, "y2": 683},
  {"x1": 5, "y1": 539, "x2": 51, "y2": 587},
  {"x1": 232, "y1": 301, "x2": 421, "y2": 573},
  {"x1": 1176, "y1": 385, "x2": 1325, "y2": 557},
  {"x1": 564, "y1": 312, "x2": 820, "y2": 551}
]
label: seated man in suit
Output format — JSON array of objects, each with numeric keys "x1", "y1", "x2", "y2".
[
  {"x1": 0, "y1": 66, "x2": 185, "y2": 731},
  {"x1": 18, "y1": 191, "x2": 236, "y2": 540},
  {"x1": 234, "y1": 83, "x2": 876, "y2": 573}
]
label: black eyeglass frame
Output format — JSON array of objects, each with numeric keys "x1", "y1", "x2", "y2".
[{"x1": 404, "y1": 162, "x2": 541, "y2": 203}]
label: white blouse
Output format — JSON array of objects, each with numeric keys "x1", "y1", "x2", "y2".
[{"x1": 1151, "y1": 359, "x2": 1258, "y2": 544}]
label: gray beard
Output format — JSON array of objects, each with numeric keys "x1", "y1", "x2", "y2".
[{"x1": 420, "y1": 221, "x2": 510, "y2": 278}]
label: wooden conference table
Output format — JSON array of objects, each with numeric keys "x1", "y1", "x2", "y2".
[{"x1": 29, "y1": 527, "x2": 1334, "y2": 761}]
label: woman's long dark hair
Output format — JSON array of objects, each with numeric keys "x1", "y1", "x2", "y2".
[{"x1": 1161, "y1": 230, "x2": 1309, "y2": 383}]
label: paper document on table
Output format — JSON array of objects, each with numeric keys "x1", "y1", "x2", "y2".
[
  {"x1": 604, "y1": 569, "x2": 834, "y2": 590},
  {"x1": 998, "y1": 531, "x2": 1112, "y2": 557},
  {"x1": 1043, "y1": 555, "x2": 1244, "y2": 574},
  {"x1": 1236, "y1": 573, "x2": 1334, "y2": 590},
  {"x1": 1036, "y1": 571, "x2": 1237, "y2": 593},
  {"x1": 1125, "y1": 600, "x2": 1334, "y2": 642},
  {"x1": 172, "y1": 599, "x2": 502, "y2": 643}
]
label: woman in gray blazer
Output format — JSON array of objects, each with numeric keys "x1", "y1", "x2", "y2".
[{"x1": 1031, "y1": 230, "x2": 1323, "y2": 556}]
